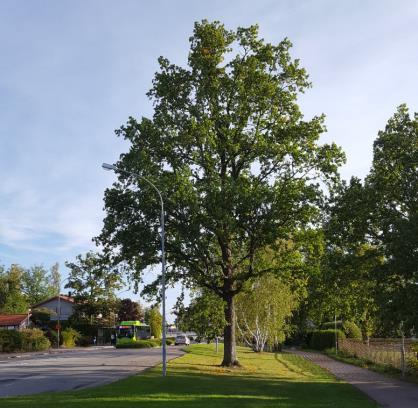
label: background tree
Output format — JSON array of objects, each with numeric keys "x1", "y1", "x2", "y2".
[
  {"x1": 117, "y1": 298, "x2": 144, "y2": 322},
  {"x1": 22, "y1": 264, "x2": 60, "y2": 305},
  {"x1": 0, "y1": 264, "x2": 28, "y2": 313},
  {"x1": 65, "y1": 252, "x2": 122, "y2": 324},
  {"x1": 98, "y1": 21, "x2": 344, "y2": 365},
  {"x1": 174, "y1": 288, "x2": 225, "y2": 341},
  {"x1": 365, "y1": 105, "x2": 417, "y2": 333},
  {"x1": 50, "y1": 262, "x2": 61, "y2": 296},
  {"x1": 314, "y1": 105, "x2": 417, "y2": 337},
  {"x1": 145, "y1": 306, "x2": 162, "y2": 338},
  {"x1": 236, "y1": 274, "x2": 297, "y2": 352}
]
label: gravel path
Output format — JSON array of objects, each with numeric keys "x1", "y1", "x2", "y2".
[{"x1": 289, "y1": 350, "x2": 418, "y2": 408}]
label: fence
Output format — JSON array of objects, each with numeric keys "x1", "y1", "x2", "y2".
[{"x1": 338, "y1": 338, "x2": 418, "y2": 375}]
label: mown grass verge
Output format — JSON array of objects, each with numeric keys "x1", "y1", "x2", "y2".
[
  {"x1": 1, "y1": 344, "x2": 378, "y2": 407},
  {"x1": 323, "y1": 348, "x2": 418, "y2": 384}
]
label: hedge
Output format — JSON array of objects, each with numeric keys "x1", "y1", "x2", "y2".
[
  {"x1": 115, "y1": 338, "x2": 175, "y2": 349},
  {"x1": 342, "y1": 321, "x2": 362, "y2": 339},
  {"x1": 310, "y1": 329, "x2": 346, "y2": 350},
  {"x1": 0, "y1": 328, "x2": 50, "y2": 352},
  {"x1": 321, "y1": 321, "x2": 362, "y2": 339}
]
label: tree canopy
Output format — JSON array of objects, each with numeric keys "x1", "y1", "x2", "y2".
[{"x1": 98, "y1": 20, "x2": 345, "y2": 365}]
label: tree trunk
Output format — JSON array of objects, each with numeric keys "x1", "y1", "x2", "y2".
[{"x1": 221, "y1": 295, "x2": 239, "y2": 366}]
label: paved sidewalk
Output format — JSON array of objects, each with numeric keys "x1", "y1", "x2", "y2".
[{"x1": 290, "y1": 350, "x2": 418, "y2": 408}]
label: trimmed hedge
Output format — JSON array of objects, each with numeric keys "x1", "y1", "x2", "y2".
[
  {"x1": 0, "y1": 328, "x2": 50, "y2": 352},
  {"x1": 321, "y1": 321, "x2": 362, "y2": 339},
  {"x1": 115, "y1": 338, "x2": 175, "y2": 349},
  {"x1": 310, "y1": 329, "x2": 346, "y2": 350},
  {"x1": 342, "y1": 321, "x2": 362, "y2": 339}
]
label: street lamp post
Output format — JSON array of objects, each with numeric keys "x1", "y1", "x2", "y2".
[
  {"x1": 57, "y1": 276, "x2": 70, "y2": 349},
  {"x1": 102, "y1": 163, "x2": 167, "y2": 377}
]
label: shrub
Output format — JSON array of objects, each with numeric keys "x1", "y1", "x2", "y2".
[
  {"x1": 342, "y1": 321, "x2": 362, "y2": 339},
  {"x1": 0, "y1": 329, "x2": 23, "y2": 352},
  {"x1": 310, "y1": 329, "x2": 346, "y2": 350},
  {"x1": 116, "y1": 340, "x2": 156, "y2": 349},
  {"x1": 115, "y1": 338, "x2": 174, "y2": 349},
  {"x1": 20, "y1": 328, "x2": 50, "y2": 351},
  {"x1": 61, "y1": 328, "x2": 81, "y2": 348},
  {"x1": 76, "y1": 335, "x2": 92, "y2": 347}
]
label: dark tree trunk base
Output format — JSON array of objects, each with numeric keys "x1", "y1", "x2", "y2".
[{"x1": 221, "y1": 359, "x2": 241, "y2": 367}]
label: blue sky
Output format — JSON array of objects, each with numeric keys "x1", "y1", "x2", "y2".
[{"x1": 1, "y1": 0, "x2": 417, "y2": 319}]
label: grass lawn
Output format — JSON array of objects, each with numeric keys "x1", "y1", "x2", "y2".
[{"x1": 1, "y1": 344, "x2": 379, "y2": 408}]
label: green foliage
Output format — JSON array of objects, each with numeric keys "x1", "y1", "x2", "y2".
[
  {"x1": 319, "y1": 105, "x2": 418, "y2": 336},
  {"x1": 342, "y1": 321, "x2": 362, "y2": 339},
  {"x1": 97, "y1": 20, "x2": 344, "y2": 366},
  {"x1": 320, "y1": 321, "x2": 361, "y2": 339},
  {"x1": 321, "y1": 321, "x2": 342, "y2": 330},
  {"x1": 31, "y1": 307, "x2": 55, "y2": 326},
  {"x1": 236, "y1": 273, "x2": 298, "y2": 351},
  {"x1": 61, "y1": 328, "x2": 81, "y2": 348},
  {"x1": 115, "y1": 338, "x2": 172, "y2": 348},
  {"x1": 20, "y1": 328, "x2": 51, "y2": 351},
  {"x1": 0, "y1": 263, "x2": 60, "y2": 313},
  {"x1": 0, "y1": 329, "x2": 23, "y2": 352},
  {"x1": 22, "y1": 264, "x2": 61, "y2": 305},
  {"x1": 310, "y1": 329, "x2": 346, "y2": 350},
  {"x1": 147, "y1": 306, "x2": 162, "y2": 338},
  {"x1": 174, "y1": 289, "x2": 225, "y2": 341},
  {"x1": 0, "y1": 264, "x2": 28, "y2": 313},
  {"x1": 0, "y1": 328, "x2": 50, "y2": 352},
  {"x1": 65, "y1": 252, "x2": 122, "y2": 325}
]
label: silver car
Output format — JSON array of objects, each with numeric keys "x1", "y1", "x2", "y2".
[{"x1": 175, "y1": 334, "x2": 190, "y2": 346}]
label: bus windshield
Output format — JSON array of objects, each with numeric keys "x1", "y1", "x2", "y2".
[{"x1": 118, "y1": 326, "x2": 134, "y2": 338}]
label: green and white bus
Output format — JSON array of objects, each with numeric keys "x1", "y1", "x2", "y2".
[{"x1": 116, "y1": 321, "x2": 151, "y2": 346}]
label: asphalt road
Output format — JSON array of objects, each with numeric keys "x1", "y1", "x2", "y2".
[{"x1": 0, "y1": 346, "x2": 185, "y2": 397}]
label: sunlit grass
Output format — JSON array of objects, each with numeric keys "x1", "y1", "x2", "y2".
[{"x1": 1, "y1": 344, "x2": 379, "y2": 407}]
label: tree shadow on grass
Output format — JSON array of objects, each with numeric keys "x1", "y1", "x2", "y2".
[{"x1": 1, "y1": 367, "x2": 379, "y2": 408}]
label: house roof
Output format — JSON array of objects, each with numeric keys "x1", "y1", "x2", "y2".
[
  {"x1": 0, "y1": 314, "x2": 28, "y2": 326},
  {"x1": 32, "y1": 295, "x2": 75, "y2": 308}
]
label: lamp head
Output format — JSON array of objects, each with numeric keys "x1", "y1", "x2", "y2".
[{"x1": 102, "y1": 163, "x2": 117, "y2": 171}]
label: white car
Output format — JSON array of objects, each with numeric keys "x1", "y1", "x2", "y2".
[{"x1": 175, "y1": 334, "x2": 190, "y2": 346}]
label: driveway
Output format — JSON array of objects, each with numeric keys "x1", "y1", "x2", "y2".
[
  {"x1": 290, "y1": 350, "x2": 418, "y2": 408},
  {"x1": 0, "y1": 346, "x2": 184, "y2": 397}
]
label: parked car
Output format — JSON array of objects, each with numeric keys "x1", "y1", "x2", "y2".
[{"x1": 175, "y1": 334, "x2": 190, "y2": 346}]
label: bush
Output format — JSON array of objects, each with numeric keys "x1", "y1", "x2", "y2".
[
  {"x1": 342, "y1": 321, "x2": 362, "y2": 339},
  {"x1": 0, "y1": 329, "x2": 23, "y2": 352},
  {"x1": 45, "y1": 329, "x2": 59, "y2": 347},
  {"x1": 0, "y1": 329, "x2": 50, "y2": 352},
  {"x1": 116, "y1": 340, "x2": 156, "y2": 349},
  {"x1": 310, "y1": 329, "x2": 346, "y2": 350},
  {"x1": 61, "y1": 328, "x2": 81, "y2": 348},
  {"x1": 76, "y1": 335, "x2": 92, "y2": 347},
  {"x1": 20, "y1": 328, "x2": 50, "y2": 351},
  {"x1": 115, "y1": 338, "x2": 174, "y2": 349}
]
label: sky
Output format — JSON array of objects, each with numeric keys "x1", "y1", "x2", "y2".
[{"x1": 1, "y1": 0, "x2": 417, "y2": 320}]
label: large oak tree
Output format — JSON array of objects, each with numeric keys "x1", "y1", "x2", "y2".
[{"x1": 98, "y1": 21, "x2": 344, "y2": 366}]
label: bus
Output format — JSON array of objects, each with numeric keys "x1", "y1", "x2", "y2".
[{"x1": 116, "y1": 321, "x2": 151, "y2": 346}]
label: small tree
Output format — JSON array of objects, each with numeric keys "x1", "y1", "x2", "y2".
[
  {"x1": 117, "y1": 298, "x2": 144, "y2": 322},
  {"x1": 175, "y1": 289, "x2": 225, "y2": 341},
  {"x1": 146, "y1": 306, "x2": 162, "y2": 338},
  {"x1": 65, "y1": 252, "x2": 122, "y2": 324},
  {"x1": 236, "y1": 274, "x2": 297, "y2": 352}
]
